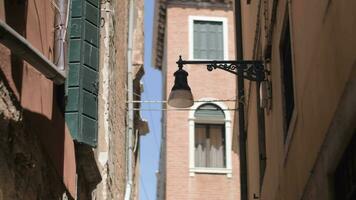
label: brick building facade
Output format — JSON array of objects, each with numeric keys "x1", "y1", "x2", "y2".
[{"x1": 153, "y1": 1, "x2": 240, "y2": 199}]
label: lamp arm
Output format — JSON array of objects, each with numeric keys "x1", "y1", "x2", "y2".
[{"x1": 176, "y1": 56, "x2": 269, "y2": 82}]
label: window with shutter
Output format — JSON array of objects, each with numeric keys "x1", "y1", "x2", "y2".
[
  {"x1": 189, "y1": 16, "x2": 228, "y2": 60},
  {"x1": 65, "y1": 0, "x2": 100, "y2": 147},
  {"x1": 193, "y1": 20, "x2": 224, "y2": 60}
]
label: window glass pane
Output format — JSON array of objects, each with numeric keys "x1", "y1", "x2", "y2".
[{"x1": 193, "y1": 20, "x2": 224, "y2": 59}]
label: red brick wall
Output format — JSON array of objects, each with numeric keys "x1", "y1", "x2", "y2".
[{"x1": 164, "y1": 5, "x2": 240, "y2": 200}]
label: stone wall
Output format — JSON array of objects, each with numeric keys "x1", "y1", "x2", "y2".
[{"x1": 0, "y1": 78, "x2": 66, "y2": 200}]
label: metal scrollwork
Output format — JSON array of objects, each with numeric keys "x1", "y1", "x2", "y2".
[
  {"x1": 242, "y1": 63, "x2": 266, "y2": 81},
  {"x1": 205, "y1": 62, "x2": 267, "y2": 82},
  {"x1": 176, "y1": 56, "x2": 269, "y2": 82}
]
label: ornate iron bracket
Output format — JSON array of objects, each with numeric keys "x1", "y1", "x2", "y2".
[{"x1": 176, "y1": 55, "x2": 269, "y2": 82}]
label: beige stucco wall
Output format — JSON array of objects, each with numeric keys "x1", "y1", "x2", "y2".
[
  {"x1": 96, "y1": 0, "x2": 128, "y2": 198},
  {"x1": 164, "y1": 5, "x2": 240, "y2": 200},
  {"x1": 240, "y1": 0, "x2": 356, "y2": 200},
  {"x1": 95, "y1": 0, "x2": 144, "y2": 199}
]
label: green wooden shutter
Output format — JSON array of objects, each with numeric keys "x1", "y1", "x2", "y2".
[
  {"x1": 65, "y1": 0, "x2": 100, "y2": 147},
  {"x1": 193, "y1": 22, "x2": 201, "y2": 59},
  {"x1": 193, "y1": 21, "x2": 224, "y2": 60}
]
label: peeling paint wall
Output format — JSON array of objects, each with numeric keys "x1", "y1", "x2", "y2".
[
  {"x1": 0, "y1": 0, "x2": 77, "y2": 198},
  {"x1": 240, "y1": 0, "x2": 356, "y2": 200},
  {"x1": 0, "y1": 80, "x2": 66, "y2": 200},
  {"x1": 0, "y1": 0, "x2": 145, "y2": 198},
  {"x1": 94, "y1": 0, "x2": 145, "y2": 199}
]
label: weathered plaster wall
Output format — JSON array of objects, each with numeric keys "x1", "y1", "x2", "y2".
[
  {"x1": 0, "y1": 0, "x2": 77, "y2": 198},
  {"x1": 241, "y1": 0, "x2": 356, "y2": 200},
  {"x1": 95, "y1": 0, "x2": 128, "y2": 199},
  {"x1": 95, "y1": 0, "x2": 144, "y2": 199},
  {"x1": 0, "y1": 79, "x2": 67, "y2": 200}
]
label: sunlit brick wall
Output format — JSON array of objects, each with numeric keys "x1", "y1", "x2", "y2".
[{"x1": 164, "y1": 4, "x2": 240, "y2": 200}]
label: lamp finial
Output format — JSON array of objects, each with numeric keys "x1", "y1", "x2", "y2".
[{"x1": 177, "y1": 55, "x2": 184, "y2": 70}]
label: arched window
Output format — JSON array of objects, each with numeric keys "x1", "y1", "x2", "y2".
[
  {"x1": 189, "y1": 100, "x2": 232, "y2": 177},
  {"x1": 195, "y1": 104, "x2": 226, "y2": 168}
]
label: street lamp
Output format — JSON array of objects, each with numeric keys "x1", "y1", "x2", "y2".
[
  {"x1": 167, "y1": 59, "x2": 194, "y2": 108},
  {"x1": 168, "y1": 55, "x2": 268, "y2": 108}
]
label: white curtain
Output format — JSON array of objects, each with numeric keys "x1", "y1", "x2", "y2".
[
  {"x1": 195, "y1": 125, "x2": 225, "y2": 168},
  {"x1": 209, "y1": 126, "x2": 224, "y2": 168},
  {"x1": 195, "y1": 126, "x2": 206, "y2": 167}
]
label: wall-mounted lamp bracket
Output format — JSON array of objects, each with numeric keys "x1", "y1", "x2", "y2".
[
  {"x1": 168, "y1": 56, "x2": 270, "y2": 108},
  {"x1": 176, "y1": 55, "x2": 269, "y2": 82}
]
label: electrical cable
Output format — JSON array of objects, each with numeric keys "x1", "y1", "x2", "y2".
[
  {"x1": 140, "y1": 175, "x2": 151, "y2": 200},
  {"x1": 141, "y1": 75, "x2": 161, "y2": 152},
  {"x1": 128, "y1": 99, "x2": 238, "y2": 103},
  {"x1": 129, "y1": 108, "x2": 239, "y2": 111}
]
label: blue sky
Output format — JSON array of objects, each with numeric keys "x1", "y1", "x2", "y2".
[{"x1": 140, "y1": 0, "x2": 161, "y2": 200}]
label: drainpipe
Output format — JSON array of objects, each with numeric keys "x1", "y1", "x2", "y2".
[
  {"x1": 235, "y1": 0, "x2": 248, "y2": 200},
  {"x1": 54, "y1": 0, "x2": 68, "y2": 71},
  {"x1": 124, "y1": 0, "x2": 135, "y2": 199}
]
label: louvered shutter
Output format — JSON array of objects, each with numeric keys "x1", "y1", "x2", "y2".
[
  {"x1": 65, "y1": 0, "x2": 100, "y2": 147},
  {"x1": 193, "y1": 21, "x2": 224, "y2": 60}
]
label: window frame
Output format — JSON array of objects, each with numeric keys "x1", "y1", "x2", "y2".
[
  {"x1": 280, "y1": 12, "x2": 295, "y2": 139},
  {"x1": 188, "y1": 16, "x2": 229, "y2": 60},
  {"x1": 188, "y1": 98, "x2": 232, "y2": 178},
  {"x1": 194, "y1": 123, "x2": 226, "y2": 168},
  {"x1": 279, "y1": 4, "x2": 298, "y2": 163}
]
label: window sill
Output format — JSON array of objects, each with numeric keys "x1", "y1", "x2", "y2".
[
  {"x1": 189, "y1": 57, "x2": 228, "y2": 62},
  {"x1": 189, "y1": 167, "x2": 232, "y2": 178}
]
